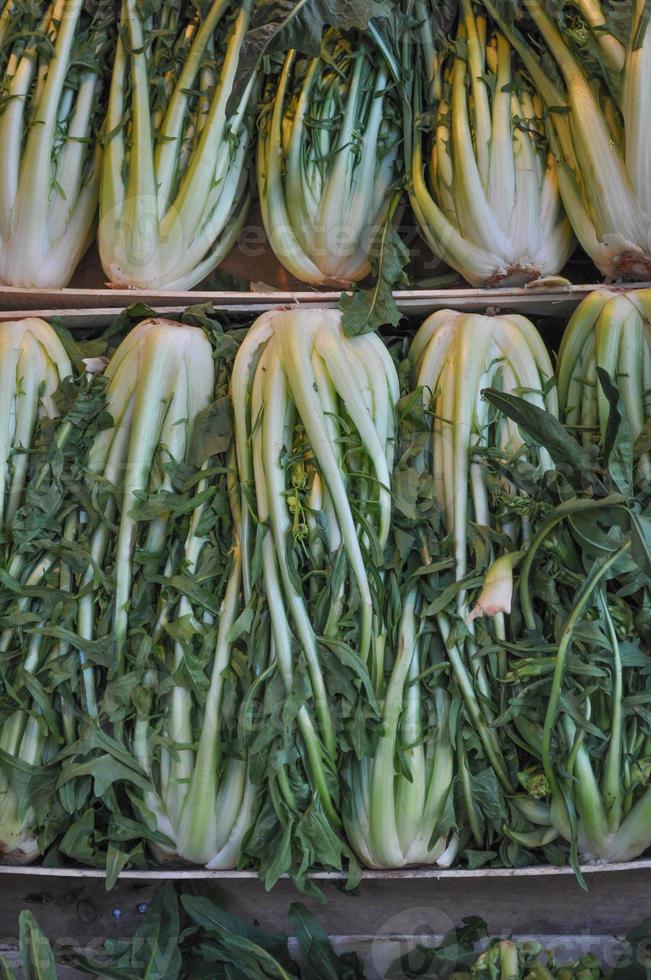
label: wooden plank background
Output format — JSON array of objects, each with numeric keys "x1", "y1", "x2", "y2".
[{"x1": 0, "y1": 864, "x2": 644, "y2": 939}]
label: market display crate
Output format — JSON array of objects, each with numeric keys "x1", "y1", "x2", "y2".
[
  {"x1": 0, "y1": 289, "x2": 649, "y2": 940},
  {"x1": 0, "y1": 862, "x2": 648, "y2": 980},
  {"x1": 1, "y1": 0, "x2": 650, "y2": 971},
  {"x1": 0, "y1": 295, "x2": 649, "y2": 971}
]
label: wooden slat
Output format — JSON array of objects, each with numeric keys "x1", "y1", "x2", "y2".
[
  {"x1": 0, "y1": 282, "x2": 649, "y2": 320},
  {"x1": 1, "y1": 858, "x2": 649, "y2": 879},
  {"x1": 1, "y1": 282, "x2": 650, "y2": 331}
]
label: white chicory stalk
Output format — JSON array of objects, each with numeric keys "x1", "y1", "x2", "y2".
[
  {"x1": 76, "y1": 320, "x2": 214, "y2": 716},
  {"x1": 70, "y1": 318, "x2": 255, "y2": 867},
  {"x1": 0, "y1": 318, "x2": 72, "y2": 862},
  {"x1": 257, "y1": 28, "x2": 402, "y2": 287},
  {"x1": 404, "y1": 0, "x2": 574, "y2": 287},
  {"x1": 231, "y1": 308, "x2": 399, "y2": 875},
  {"x1": 99, "y1": 0, "x2": 257, "y2": 290},
  {"x1": 0, "y1": 320, "x2": 72, "y2": 540},
  {"x1": 411, "y1": 310, "x2": 558, "y2": 571},
  {"x1": 410, "y1": 310, "x2": 558, "y2": 805},
  {"x1": 125, "y1": 326, "x2": 256, "y2": 868},
  {"x1": 557, "y1": 287, "x2": 651, "y2": 481},
  {"x1": 140, "y1": 538, "x2": 258, "y2": 869},
  {"x1": 344, "y1": 587, "x2": 459, "y2": 868},
  {"x1": 481, "y1": 0, "x2": 651, "y2": 280},
  {"x1": 0, "y1": 1, "x2": 113, "y2": 287}
]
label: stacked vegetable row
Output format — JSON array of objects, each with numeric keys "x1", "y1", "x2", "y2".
[
  {"x1": 10, "y1": 887, "x2": 651, "y2": 980},
  {"x1": 0, "y1": 287, "x2": 649, "y2": 886},
  {"x1": 1, "y1": 0, "x2": 650, "y2": 291},
  {"x1": 11, "y1": 889, "x2": 650, "y2": 980}
]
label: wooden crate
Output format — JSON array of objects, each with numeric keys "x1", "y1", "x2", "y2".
[
  {"x1": 0, "y1": 863, "x2": 648, "y2": 978},
  {"x1": 0, "y1": 286, "x2": 649, "y2": 972}
]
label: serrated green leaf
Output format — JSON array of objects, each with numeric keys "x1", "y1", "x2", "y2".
[
  {"x1": 481, "y1": 388, "x2": 587, "y2": 472},
  {"x1": 340, "y1": 206, "x2": 409, "y2": 336},
  {"x1": 597, "y1": 367, "x2": 633, "y2": 496}
]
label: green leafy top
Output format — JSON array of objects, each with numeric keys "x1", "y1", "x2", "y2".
[
  {"x1": 248, "y1": 0, "x2": 394, "y2": 58},
  {"x1": 228, "y1": 0, "x2": 394, "y2": 110}
]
